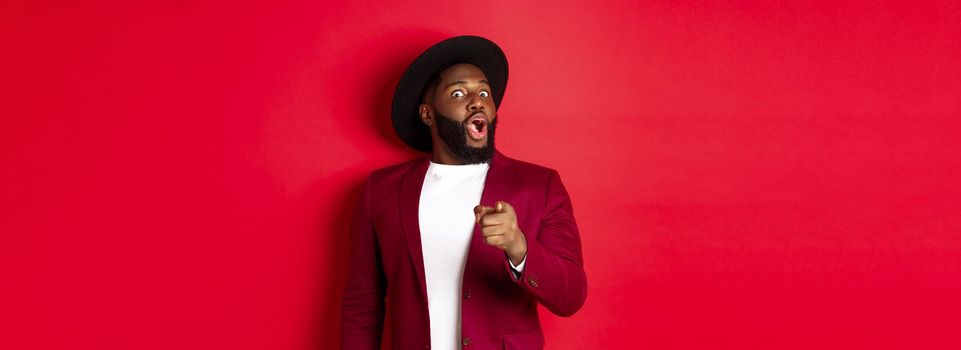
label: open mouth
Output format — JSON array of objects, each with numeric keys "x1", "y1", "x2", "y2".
[{"x1": 466, "y1": 114, "x2": 488, "y2": 140}]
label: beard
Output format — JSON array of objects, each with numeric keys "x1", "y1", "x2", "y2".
[{"x1": 434, "y1": 111, "x2": 497, "y2": 164}]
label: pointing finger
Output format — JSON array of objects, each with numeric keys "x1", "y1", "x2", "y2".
[{"x1": 474, "y1": 205, "x2": 497, "y2": 224}]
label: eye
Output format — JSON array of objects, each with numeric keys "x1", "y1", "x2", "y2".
[
  {"x1": 451, "y1": 90, "x2": 465, "y2": 98},
  {"x1": 479, "y1": 91, "x2": 490, "y2": 98}
]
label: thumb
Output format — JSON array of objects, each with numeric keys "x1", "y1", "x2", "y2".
[{"x1": 495, "y1": 201, "x2": 513, "y2": 213}]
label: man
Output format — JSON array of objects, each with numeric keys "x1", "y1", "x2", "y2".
[{"x1": 341, "y1": 35, "x2": 586, "y2": 350}]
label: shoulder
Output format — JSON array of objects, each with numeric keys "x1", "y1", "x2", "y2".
[
  {"x1": 501, "y1": 151, "x2": 558, "y2": 174},
  {"x1": 499, "y1": 153, "x2": 562, "y2": 184},
  {"x1": 363, "y1": 156, "x2": 426, "y2": 186}
]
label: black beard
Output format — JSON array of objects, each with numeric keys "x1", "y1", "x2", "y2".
[{"x1": 434, "y1": 111, "x2": 497, "y2": 164}]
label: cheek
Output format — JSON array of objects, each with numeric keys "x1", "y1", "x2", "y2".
[{"x1": 437, "y1": 102, "x2": 461, "y2": 117}]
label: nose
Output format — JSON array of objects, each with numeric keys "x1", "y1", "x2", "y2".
[{"x1": 467, "y1": 93, "x2": 484, "y2": 112}]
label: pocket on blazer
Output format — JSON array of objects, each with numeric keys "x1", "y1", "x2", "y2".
[{"x1": 503, "y1": 328, "x2": 544, "y2": 350}]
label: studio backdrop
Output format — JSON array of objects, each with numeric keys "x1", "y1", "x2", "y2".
[{"x1": 2, "y1": 1, "x2": 959, "y2": 349}]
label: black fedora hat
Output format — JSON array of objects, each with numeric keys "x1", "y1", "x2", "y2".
[{"x1": 391, "y1": 35, "x2": 508, "y2": 152}]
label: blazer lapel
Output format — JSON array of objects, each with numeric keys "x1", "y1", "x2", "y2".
[
  {"x1": 400, "y1": 155, "x2": 430, "y2": 300},
  {"x1": 466, "y1": 150, "x2": 515, "y2": 272},
  {"x1": 477, "y1": 150, "x2": 514, "y2": 215}
]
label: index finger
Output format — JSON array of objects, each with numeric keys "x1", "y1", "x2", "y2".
[{"x1": 473, "y1": 205, "x2": 497, "y2": 224}]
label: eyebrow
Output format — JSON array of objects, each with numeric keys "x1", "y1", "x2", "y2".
[{"x1": 444, "y1": 79, "x2": 490, "y2": 89}]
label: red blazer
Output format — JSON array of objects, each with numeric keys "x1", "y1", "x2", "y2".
[{"x1": 341, "y1": 150, "x2": 587, "y2": 350}]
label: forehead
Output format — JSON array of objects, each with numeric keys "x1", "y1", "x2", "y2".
[{"x1": 439, "y1": 63, "x2": 489, "y2": 84}]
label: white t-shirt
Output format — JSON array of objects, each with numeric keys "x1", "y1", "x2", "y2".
[{"x1": 417, "y1": 160, "x2": 525, "y2": 350}]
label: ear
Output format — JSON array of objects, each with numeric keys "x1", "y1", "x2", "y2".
[{"x1": 418, "y1": 103, "x2": 433, "y2": 126}]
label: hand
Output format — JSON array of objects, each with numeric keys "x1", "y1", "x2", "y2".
[{"x1": 474, "y1": 201, "x2": 527, "y2": 265}]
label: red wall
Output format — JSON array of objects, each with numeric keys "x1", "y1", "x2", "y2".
[{"x1": 3, "y1": 1, "x2": 959, "y2": 349}]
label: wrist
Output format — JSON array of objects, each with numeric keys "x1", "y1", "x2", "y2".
[{"x1": 507, "y1": 233, "x2": 527, "y2": 264}]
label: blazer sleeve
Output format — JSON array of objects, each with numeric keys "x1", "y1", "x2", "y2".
[
  {"x1": 340, "y1": 175, "x2": 386, "y2": 349},
  {"x1": 506, "y1": 169, "x2": 588, "y2": 317}
]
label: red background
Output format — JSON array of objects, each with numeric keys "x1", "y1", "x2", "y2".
[{"x1": 3, "y1": 1, "x2": 960, "y2": 349}]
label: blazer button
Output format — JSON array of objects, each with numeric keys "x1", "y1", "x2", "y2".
[
  {"x1": 462, "y1": 337, "x2": 471, "y2": 346},
  {"x1": 463, "y1": 291, "x2": 471, "y2": 299}
]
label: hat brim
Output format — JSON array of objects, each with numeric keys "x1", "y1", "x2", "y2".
[{"x1": 391, "y1": 35, "x2": 508, "y2": 152}]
